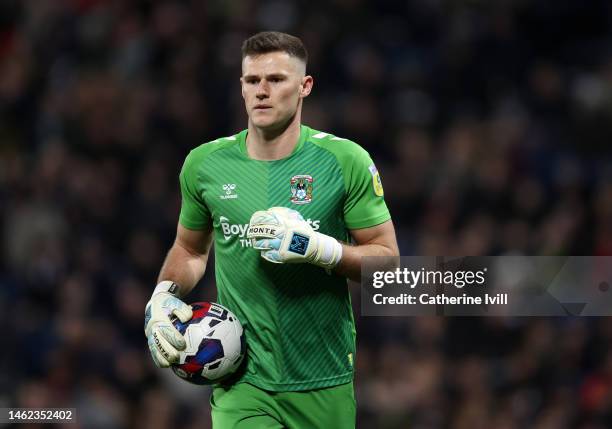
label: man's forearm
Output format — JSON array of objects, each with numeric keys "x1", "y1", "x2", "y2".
[
  {"x1": 157, "y1": 241, "x2": 208, "y2": 297},
  {"x1": 335, "y1": 243, "x2": 398, "y2": 283}
]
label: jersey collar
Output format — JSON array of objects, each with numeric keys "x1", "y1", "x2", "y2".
[{"x1": 238, "y1": 125, "x2": 310, "y2": 160}]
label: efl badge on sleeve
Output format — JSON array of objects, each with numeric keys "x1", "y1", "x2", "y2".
[
  {"x1": 290, "y1": 175, "x2": 313, "y2": 205},
  {"x1": 368, "y1": 164, "x2": 384, "y2": 196}
]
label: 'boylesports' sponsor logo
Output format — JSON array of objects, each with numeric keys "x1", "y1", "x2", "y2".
[
  {"x1": 219, "y1": 215, "x2": 320, "y2": 247},
  {"x1": 219, "y1": 216, "x2": 248, "y2": 241}
]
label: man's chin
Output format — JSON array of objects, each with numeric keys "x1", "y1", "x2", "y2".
[
  {"x1": 250, "y1": 113, "x2": 295, "y2": 133},
  {"x1": 252, "y1": 118, "x2": 282, "y2": 130}
]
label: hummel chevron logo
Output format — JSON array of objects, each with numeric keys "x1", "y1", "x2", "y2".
[{"x1": 220, "y1": 183, "x2": 238, "y2": 200}]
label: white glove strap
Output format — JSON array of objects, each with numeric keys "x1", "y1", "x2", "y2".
[
  {"x1": 312, "y1": 232, "x2": 343, "y2": 269},
  {"x1": 152, "y1": 280, "x2": 180, "y2": 297}
]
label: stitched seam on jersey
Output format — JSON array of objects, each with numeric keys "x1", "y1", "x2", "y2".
[
  {"x1": 345, "y1": 212, "x2": 391, "y2": 230},
  {"x1": 240, "y1": 371, "x2": 354, "y2": 390}
]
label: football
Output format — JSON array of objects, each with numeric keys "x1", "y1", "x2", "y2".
[{"x1": 170, "y1": 301, "x2": 246, "y2": 384}]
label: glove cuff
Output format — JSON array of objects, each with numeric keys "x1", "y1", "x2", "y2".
[
  {"x1": 312, "y1": 232, "x2": 343, "y2": 270},
  {"x1": 152, "y1": 280, "x2": 181, "y2": 297}
]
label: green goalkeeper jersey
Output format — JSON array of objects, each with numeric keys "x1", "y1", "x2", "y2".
[{"x1": 179, "y1": 125, "x2": 390, "y2": 391}]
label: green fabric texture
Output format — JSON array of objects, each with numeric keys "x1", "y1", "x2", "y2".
[{"x1": 211, "y1": 382, "x2": 356, "y2": 429}]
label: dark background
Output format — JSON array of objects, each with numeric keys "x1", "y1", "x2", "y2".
[{"x1": 1, "y1": 0, "x2": 611, "y2": 428}]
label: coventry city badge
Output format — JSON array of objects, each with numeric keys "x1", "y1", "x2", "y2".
[{"x1": 290, "y1": 175, "x2": 313, "y2": 205}]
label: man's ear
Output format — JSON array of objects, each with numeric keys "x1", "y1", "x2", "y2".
[{"x1": 300, "y1": 75, "x2": 313, "y2": 98}]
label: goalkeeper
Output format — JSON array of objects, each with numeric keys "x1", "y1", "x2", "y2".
[{"x1": 145, "y1": 31, "x2": 399, "y2": 429}]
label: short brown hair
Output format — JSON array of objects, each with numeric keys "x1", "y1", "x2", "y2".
[{"x1": 241, "y1": 31, "x2": 308, "y2": 65}]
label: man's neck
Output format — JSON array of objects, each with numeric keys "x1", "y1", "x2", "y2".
[{"x1": 246, "y1": 114, "x2": 302, "y2": 161}]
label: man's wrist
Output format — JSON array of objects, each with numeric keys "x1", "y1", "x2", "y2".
[
  {"x1": 311, "y1": 232, "x2": 343, "y2": 269},
  {"x1": 152, "y1": 280, "x2": 181, "y2": 297}
]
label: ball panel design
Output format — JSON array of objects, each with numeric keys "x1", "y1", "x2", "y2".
[{"x1": 170, "y1": 301, "x2": 245, "y2": 385}]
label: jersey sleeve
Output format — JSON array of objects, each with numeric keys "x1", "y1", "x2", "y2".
[
  {"x1": 341, "y1": 143, "x2": 391, "y2": 230},
  {"x1": 178, "y1": 150, "x2": 211, "y2": 230}
]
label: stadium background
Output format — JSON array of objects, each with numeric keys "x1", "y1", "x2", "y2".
[{"x1": 1, "y1": 0, "x2": 612, "y2": 428}]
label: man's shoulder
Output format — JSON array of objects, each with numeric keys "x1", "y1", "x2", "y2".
[
  {"x1": 183, "y1": 133, "x2": 242, "y2": 168},
  {"x1": 306, "y1": 127, "x2": 370, "y2": 162},
  {"x1": 189, "y1": 133, "x2": 241, "y2": 158}
]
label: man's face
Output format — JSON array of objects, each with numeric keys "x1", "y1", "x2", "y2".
[{"x1": 241, "y1": 51, "x2": 312, "y2": 130}]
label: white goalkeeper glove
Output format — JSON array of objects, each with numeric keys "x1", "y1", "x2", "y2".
[
  {"x1": 144, "y1": 281, "x2": 193, "y2": 368},
  {"x1": 246, "y1": 207, "x2": 343, "y2": 270}
]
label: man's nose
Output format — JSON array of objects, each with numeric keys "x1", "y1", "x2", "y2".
[{"x1": 256, "y1": 81, "x2": 269, "y2": 99}]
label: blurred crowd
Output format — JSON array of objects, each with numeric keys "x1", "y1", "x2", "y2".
[{"x1": 1, "y1": 0, "x2": 611, "y2": 428}]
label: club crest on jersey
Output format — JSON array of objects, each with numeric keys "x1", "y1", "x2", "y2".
[
  {"x1": 290, "y1": 175, "x2": 313, "y2": 205},
  {"x1": 368, "y1": 164, "x2": 384, "y2": 197}
]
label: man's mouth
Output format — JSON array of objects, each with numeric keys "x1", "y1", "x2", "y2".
[{"x1": 254, "y1": 105, "x2": 272, "y2": 110}]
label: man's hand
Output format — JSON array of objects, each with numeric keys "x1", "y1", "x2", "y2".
[
  {"x1": 246, "y1": 207, "x2": 342, "y2": 270},
  {"x1": 144, "y1": 281, "x2": 193, "y2": 368}
]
